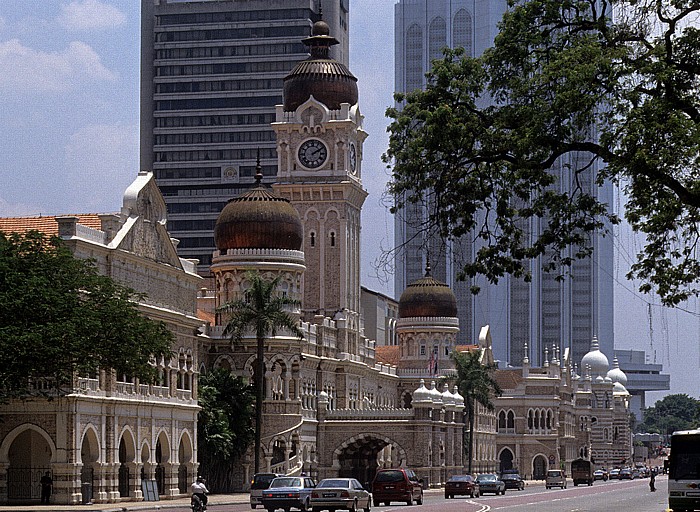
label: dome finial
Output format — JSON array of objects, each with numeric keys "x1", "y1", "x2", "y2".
[
  {"x1": 255, "y1": 148, "x2": 263, "y2": 185},
  {"x1": 425, "y1": 257, "x2": 431, "y2": 277}
]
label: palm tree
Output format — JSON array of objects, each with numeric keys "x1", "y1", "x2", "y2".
[
  {"x1": 451, "y1": 350, "x2": 502, "y2": 474},
  {"x1": 218, "y1": 271, "x2": 304, "y2": 473}
]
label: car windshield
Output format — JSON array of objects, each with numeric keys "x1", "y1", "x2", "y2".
[
  {"x1": 318, "y1": 479, "x2": 350, "y2": 488},
  {"x1": 448, "y1": 476, "x2": 471, "y2": 482},
  {"x1": 478, "y1": 475, "x2": 496, "y2": 481},
  {"x1": 375, "y1": 471, "x2": 404, "y2": 483},
  {"x1": 548, "y1": 471, "x2": 561, "y2": 477},
  {"x1": 502, "y1": 475, "x2": 519, "y2": 480},
  {"x1": 271, "y1": 478, "x2": 301, "y2": 488},
  {"x1": 252, "y1": 475, "x2": 278, "y2": 489}
]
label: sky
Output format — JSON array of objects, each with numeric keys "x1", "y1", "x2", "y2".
[{"x1": 0, "y1": 0, "x2": 697, "y2": 403}]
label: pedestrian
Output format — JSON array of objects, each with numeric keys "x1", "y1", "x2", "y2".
[
  {"x1": 649, "y1": 469, "x2": 656, "y2": 492},
  {"x1": 40, "y1": 471, "x2": 52, "y2": 504}
]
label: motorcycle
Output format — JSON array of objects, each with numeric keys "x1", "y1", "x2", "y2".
[{"x1": 191, "y1": 493, "x2": 206, "y2": 512}]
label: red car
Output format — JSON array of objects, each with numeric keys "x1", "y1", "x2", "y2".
[
  {"x1": 445, "y1": 475, "x2": 480, "y2": 499},
  {"x1": 371, "y1": 468, "x2": 423, "y2": 506}
]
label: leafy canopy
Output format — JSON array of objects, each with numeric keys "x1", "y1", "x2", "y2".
[
  {"x1": 385, "y1": 0, "x2": 700, "y2": 305},
  {"x1": 0, "y1": 231, "x2": 173, "y2": 400},
  {"x1": 637, "y1": 393, "x2": 700, "y2": 434}
]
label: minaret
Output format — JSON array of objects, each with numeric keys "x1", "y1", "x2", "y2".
[{"x1": 272, "y1": 18, "x2": 368, "y2": 334}]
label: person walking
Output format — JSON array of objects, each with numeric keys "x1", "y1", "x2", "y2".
[
  {"x1": 40, "y1": 471, "x2": 52, "y2": 504},
  {"x1": 649, "y1": 469, "x2": 656, "y2": 492}
]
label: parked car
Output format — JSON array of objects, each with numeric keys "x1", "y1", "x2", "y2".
[
  {"x1": 475, "y1": 474, "x2": 506, "y2": 495},
  {"x1": 310, "y1": 478, "x2": 371, "y2": 512},
  {"x1": 500, "y1": 473, "x2": 525, "y2": 491},
  {"x1": 444, "y1": 475, "x2": 480, "y2": 498},
  {"x1": 609, "y1": 468, "x2": 621, "y2": 480},
  {"x1": 371, "y1": 468, "x2": 423, "y2": 506},
  {"x1": 631, "y1": 468, "x2": 642, "y2": 479},
  {"x1": 261, "y1": 476, "x2": 316, "y2": 512},
  {"x1": 251, "y1": 473, "x2": 284, "y2": 509},
  {"x1": 545, "y1": 469, "x2": 567, "y2": 489},
  {"x1": 593, "y1": 469, "x2": 609, "y2": 481}
]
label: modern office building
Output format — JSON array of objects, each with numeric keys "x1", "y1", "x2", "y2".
[
  {"x1": 615, "y1": 349, "x2": 671, "y2": 421},
  {"x1": 393, "y1": 0, "x2": 615, "y2": 367},
  {"x1": 140, "y1": 0, "x2": 349, "y2": 274}
]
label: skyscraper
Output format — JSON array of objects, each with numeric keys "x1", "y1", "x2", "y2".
[
  {"x1": 140, "y1": 0, "x2": 349, "y2": 273},
  {"x1": 393, "y1": 0, "x2": 614, "y2": 366}
]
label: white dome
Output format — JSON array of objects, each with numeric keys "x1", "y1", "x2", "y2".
[
  {"x1": 429, "y1": 381, "x2": 443, "y2": 404},
  {"x1": 441, "y1": 383, "x2": 455, "y2": 406},
  {"x1": 412, "y1": 379, "x2": 432, "y2": 403},
  {"x1": 452, "y1": 385, "x2": 464, "y2": 408},
  {"x1": 581, "y1": 336, "x2": 609, "y2": 376},
  {"x1": 613, "y1": 381, "x2": 629, "y2": 395},
  {"x1": 606, "y1": 357, "x2": 628, "y2": 385},
  {"x1": 595, "y1": 375, "x2": 605, "y2": 383}
]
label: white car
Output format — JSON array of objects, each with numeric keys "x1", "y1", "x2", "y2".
[{"x1": 310, "y1": 478, "x2": 371, "y2": 512}]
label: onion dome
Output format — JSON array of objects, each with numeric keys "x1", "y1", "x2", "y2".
[
  {"x1": 453, "y1": 386, "x2": 464, "y2": 408},
  {"x1": 214, "y1": 161, "x2": 302, "y2": 251},
  {"x1": 412, "y1": 379, "x2": 432, "y2": 404},
  {"x1": 398, "y1": 263, "x2": 458, "y2": 318},
  {"x1": 441, "y1": 383, "x2": 455, "y2": 407},
  {"x1": 283, "y1": 19, "x2": 358, "y2": 112},
  {"x1": 580, "y1": 336, "x2": 609, "y2": 377},
  {"x1": 429, "y1": 381, "x2": 443, "y2": 404},
  {"x1": 613, "y1": 381, "x2": 629, "y2": 395},
  {"x1": 606, "y1": 356, "x2": 628, "y2": 386}
]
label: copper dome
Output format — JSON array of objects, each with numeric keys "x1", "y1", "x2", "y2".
[
  {"x1": 398, "y1": 265, "x2": 458, "y2": 318},
  {"x1": 283, "y1": 20, "x2": 358, "y2": 112},
  {"x1": 214, "y1": 172, "x2": 302, "y2": 252}
]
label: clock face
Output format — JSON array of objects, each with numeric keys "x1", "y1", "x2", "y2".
[
  {"x1": 349, "y1": 143, "x2": 357, "y2": 173},
  {"x1": 298, "y1": 139, "x2": 328, "y2": 169}
]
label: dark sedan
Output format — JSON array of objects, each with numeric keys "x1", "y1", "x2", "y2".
[
  {"x1": 445, "y1": 475, "x2": 480, "y2": 499},
  {"x1": 261, "y1": 477, "x2": 317, "y2": 512},
  {"x1": 475, "y1": 474, "x2": 506, "y2": 495},
  {"x1": 500, "y1": 473, "x2": 524, "y2": 491}
]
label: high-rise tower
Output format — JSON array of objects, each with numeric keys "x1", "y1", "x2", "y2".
[
  {"x1": 393, "y1": 0, "x2": 614, "y2": 366},
  {"x1": 140, "y1": 0, "x2": 349, "y2": 273}
]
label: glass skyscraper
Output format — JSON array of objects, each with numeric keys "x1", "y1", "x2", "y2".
[{"x1": 393, "y1": 0, "x2": 614, "y2": 366}]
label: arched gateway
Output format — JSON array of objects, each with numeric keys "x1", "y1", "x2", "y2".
[{"x1": 332, "y1": 434, "x2": 407, "y2": 486}]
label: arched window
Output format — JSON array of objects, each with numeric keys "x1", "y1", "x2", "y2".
[
  {"x1": 310, "y1": 232, "x2": 316, "y2": 247},
  {"x1": 507, "y1": 410, "x2": 515, "y2": 430},
  {"x1": 452, "y1": 9, "x2": 473, "y2": 57},
  {"x1": 405, "y1": 24, "x2": 423, "y2": 92},
  {"x1": 330, "y1": 232, "x2": 336, "y2": 247},
  {"x1": 429, "y1": 17, "x2": 447, "y2": 62},
  {"x1": 498, "y1": 410, "x2": 507, "y2": 430}
]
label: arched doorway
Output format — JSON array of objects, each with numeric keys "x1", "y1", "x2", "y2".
[
  {"x1": 334, "y1": 435, "x2": 407, "y2": 488},
  {"x1": 118, "y1": 431, "x2": 136, "y2": 498},
  {"x1": 6, "y1": 427, "x2": 53, "y2": 501},
  {"x1": 178, "y1": 433, "x2": 194, "y2": 494},
  {"x1": 81, "y1": 427, "x2": 100, "y2": 503},
  {"x1": 499, "y1": 448, "x2": 514, "y2": 473},
  {"x1": 532, "y1": 455, "x2": 547, "y2": 480},
  {"x1": 155, "y1": 433, "x2": 170, "y2": 495}
]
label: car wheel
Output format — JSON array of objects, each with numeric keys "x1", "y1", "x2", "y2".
[
  {"x1": 252, "y1": 506, "x2": 258, "y2": 510},
  {"x1": 383, "y1": 503, "x2": 389, "y2": 507},
  {"x1": 363, "y1": 498, "x2": 371, "y2": 512},
  {"x1": 302, "y1": 500, "x2": 310, "y2": 512},
  {"x1": 444, "y1": 494, "x2": 449, "y2": 499},
  {"x1": 417, "y1": 492, "x2": 423, "y2": 505},
  {"x1": 373, "y1": 499, "x2": 379, "y2": 507}
]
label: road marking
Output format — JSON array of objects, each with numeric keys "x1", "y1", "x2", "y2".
[{"x1": 465, "y1": 500, "x2": 489, "y2": 512}]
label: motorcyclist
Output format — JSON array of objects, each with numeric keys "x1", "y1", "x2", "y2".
[{"x1": 191, "y1": 476, "x2": 209, "y2": 510}]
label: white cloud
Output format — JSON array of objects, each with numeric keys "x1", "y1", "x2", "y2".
[
  {"x1": 0, "y1": 39, "x2": 117, "y2": 93},
  {"x1": 57, "y1": 0, "x2": 126, "y2": 31},
  {"x1": 64, "y1": 123, "x2": 139, "y2": 212}
]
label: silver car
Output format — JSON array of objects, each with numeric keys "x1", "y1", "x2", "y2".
[
  {"x1": 262, "y1": 477, "x2": 317, "y2": 512},
  {"x1": 310, "y1": 478, "x2": 371, "y2": 512}
]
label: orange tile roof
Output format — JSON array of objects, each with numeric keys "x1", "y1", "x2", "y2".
[
  {"x1": 455, "y1": 344, "x2": 479, "y2": 353},
  {"x1": 494, "y1": 369, "x2": 523, "y2": 390},
  {"x1": 0, "y1": 214, "x2": 103, "y2": 236},
  {"x1": 197, "y1": 309, "x2": 215, "y2": 326},
  {"x1": 375, "y1": 345, "x2": 400, "y2": 366}
]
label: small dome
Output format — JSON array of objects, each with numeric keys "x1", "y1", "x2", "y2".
[
  {"x1": 412, "y1": 379, "x2": 432, "y2": 403},
  {"x1": 214, "y1": 170, "x2": 303, "y2": 252},
  {"x1": 580, "y1": 336, "x2": 609, "y2": 377},
  {"x1": 453, "y1": 385, "x2": 464, "y2": 408},
  {"x1": 283, "y1": 20, "x2": 358, "y2": 112},
  {"x1": 441, "y1": 384, "x2": 455, "y2": 407},
  {"x1": 429, "y1": 381, "x2": 443, "y2": 404},
  {"x1": 606, "y1": 356, "x2": 628, "y2": 385},
  {"x1": 398, "y1": 264, "x2": 458, "y2": 318},
  {"x1": 613, "y1": 381, "x2": 629, "y2": 395}
]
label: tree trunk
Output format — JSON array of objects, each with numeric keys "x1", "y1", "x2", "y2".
[{"x1": 255, "y1": 335, "x2": 264, "y2": 474}]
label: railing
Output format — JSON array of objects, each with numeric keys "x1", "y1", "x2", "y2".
[
  {"x1": 176, "y1": 389, "x2": 193, "y2": 400},
  {"x1": 74, "y1": 223, "x2": 107, "y2": 244},
  {"x1": 116, "y1": 382, "x2": 136, "y2": 394},
  {"x1": 325, "y1": 408, "x2": 413, "y2": 419},
  {"x1": 7, "y1": 467, "x2": 50, "y2": 500}
]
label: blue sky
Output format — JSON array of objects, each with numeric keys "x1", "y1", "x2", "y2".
[{"x1": 0, "y1": 0, "x2": 697, "y2": 401}]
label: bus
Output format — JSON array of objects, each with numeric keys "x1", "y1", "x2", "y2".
[{"x1": 668, "y1": 429, "x2": 700, "y2": 512}]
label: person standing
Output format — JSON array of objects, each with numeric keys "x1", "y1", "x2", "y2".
[
  {"x1": 649, "y1": 469, "x2": 656, "y2": 492},
  {"x1": 40, "y1": 471, "x2": 52, "y2": 504}
]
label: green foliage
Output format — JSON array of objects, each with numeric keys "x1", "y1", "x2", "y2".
[
  {"x1": 384, "y1": 0, "x2": 700, "y2": 306},
  {"x1": 448, "y1": 350, "x2": 502, "y2": 473},
  {"x1": 637, "y1": 393, "x2": 700, "y2": 434},
  {"x1": 217, "y1": 271, "x2": 304, "y2": 473},
  {"x1": 197, "y1": 368, "x2": 255, "y2": 492},
  {"x1": 0, "y1": 231, "x2": 173, "y2": 400}
]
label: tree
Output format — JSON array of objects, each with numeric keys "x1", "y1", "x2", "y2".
[
  {"x1": 197, "y1": 368, "x2": 255, "y2": 492},
  {"x1": 384, "y1": 0, "x2": 700, "y2": 306},
  {"x1": 449, "y1": 350, "x2": 502, "y2": 474},
  {"x1": 218, "y1": 271, "x2": 304, "y2": 474},
  {"x1": 637, "y1": 394, "x2": 700, "y2": 435},
  {"x1": 0, "y1": 231, "x2": 173, "y2": 401}
]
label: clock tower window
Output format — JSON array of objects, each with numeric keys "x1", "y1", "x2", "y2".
[
  {"x1": 330, "y1": 232, "x2": 336, "y2": 247},
  {"x1": 310, "y1": 232, "x2": 316, "y2": 247}
]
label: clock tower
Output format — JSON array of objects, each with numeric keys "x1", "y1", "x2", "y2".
[{"x1": 272, "y1": 18, "x2": 368, "y2": 337}]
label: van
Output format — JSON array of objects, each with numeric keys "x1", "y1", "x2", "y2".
[
  {"x1": 545, "y1": 469, "x2": 567, "y2": 489},
  {"x1": 250, "y1": 473, "x2": 283, "y2": 508},
  {"x1": 371, "y1": 468, "x2": 423, "y2": 506}
]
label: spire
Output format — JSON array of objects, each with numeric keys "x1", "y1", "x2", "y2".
[{"x1": 255, "y1": 147, "x2": 264, "y2": 185}]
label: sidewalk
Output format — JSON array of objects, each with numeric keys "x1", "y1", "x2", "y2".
[{"x1": 0, "y1": 493, "x2": 249, "y2": 512}]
